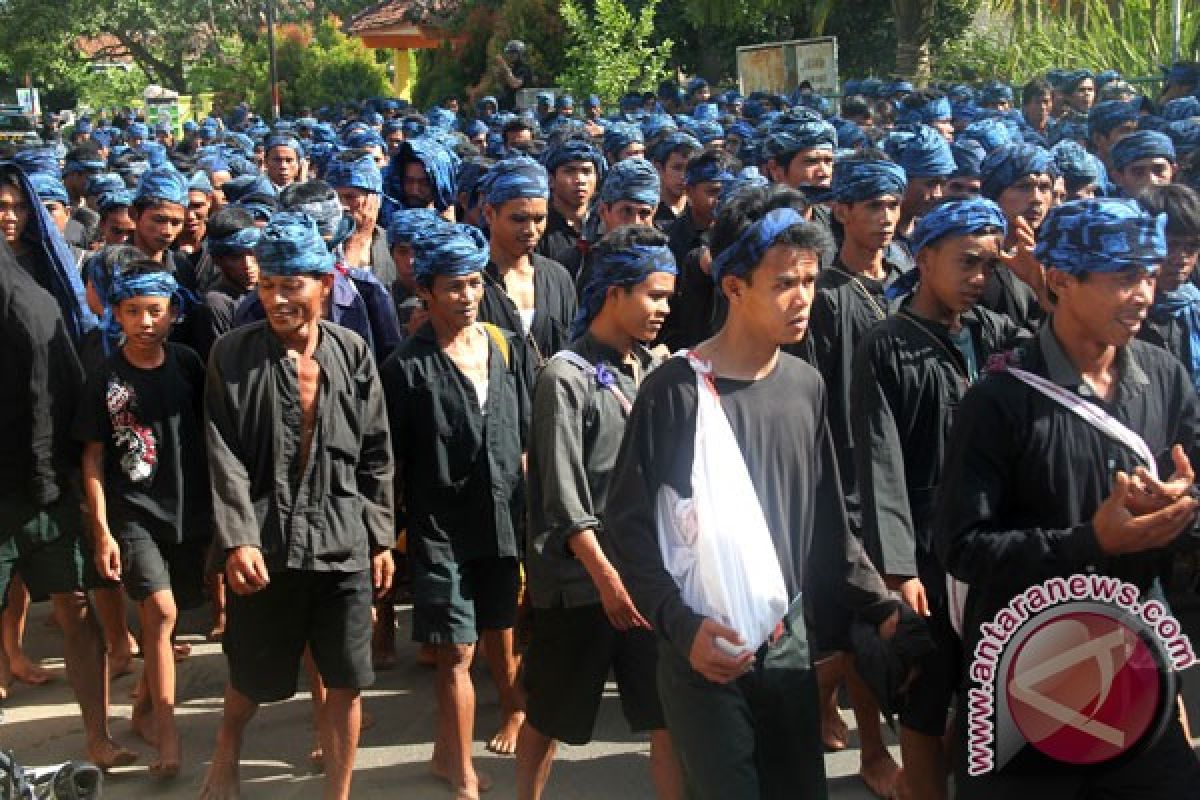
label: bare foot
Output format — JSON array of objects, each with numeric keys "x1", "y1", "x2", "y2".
[
  {"x1": 822, "y1": 704, "x2": 849, "y2": 751},
  {"x1": 149, "y1": 724, "x2": 181, "y2": 779},
  {"x1": 9, "y1": 655, "x2": 52, "y2": 686},
  {"x1": 208, "y1": 614, "x2": 226, "y2": 643},
  {"x1": 860, "y1": 751, "x2": 901, "y2": 799},
  {"x1": 88, "y1": 738, "x2": 138, "y2": 771},
  {"x1": 486, "y1": 710, "x2": 524, "y2": 755},
  {"x1": 172, "y1": 642, "x2": 192, "y2": 661},
  {"x1": 430, "y1": 759, "x2": 493, "y2": 793},
  {"x1": 131, "y1": 699, "x2": 158, "y2": 746},
  {"x1": 200, "y1": 751, "x2": 240, "y2": 799},
  {"x1": 309, "y1": 742, "x2": 325, "y2": 773}
]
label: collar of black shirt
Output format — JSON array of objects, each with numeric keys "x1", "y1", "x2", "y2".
[
  {"x1": 573, "y1": 331, "x2": 654, "y2": 377},
  {"x1": 1037, "y1": 318, "x2": 1149, "y2": 397}
]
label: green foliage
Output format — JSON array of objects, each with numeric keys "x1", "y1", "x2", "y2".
[
  {"x1": 558, "y1": 0, "x2": 673, "y2": 104},
  {"x1": 75, "y1": 65, "x2": 149, "y2": 111},
  {"x1": 412, "y1": 6, "x2": 494, "y2": 110}
]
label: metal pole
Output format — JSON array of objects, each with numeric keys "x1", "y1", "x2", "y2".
[
  {"x1": 1172, "y1": 0, "x2": 1182, "y2": 64},
  {"x1": 266, "y1": 0, "x2": 280, "y2": 121}
]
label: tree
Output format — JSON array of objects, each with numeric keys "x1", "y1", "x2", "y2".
[
  {"x1": 892, "y1": 0, "x2": 935, "y2": 80},
  {"x1": 558, "y1": 0, "x2": 673, "y2": 104}
]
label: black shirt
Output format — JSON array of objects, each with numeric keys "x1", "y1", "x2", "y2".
[
  {"x1": 536, "y1": 206, "x2": 584, "y2": 272},
  {"x1": 981, "y1": 264, "x2": 1042, "y2": 333},
  {"x1": 657, "y1": 244, "x2": 716, "y2": 352},
  {"x1": 74, "y1": 342, "x2": 210, "y2": 543},
  {"x1": 479, "y1": 254, "x2": 577, "y2": 365},
  {"x1": 188, "y1": 277, "x2": 248, "y2": 364}
]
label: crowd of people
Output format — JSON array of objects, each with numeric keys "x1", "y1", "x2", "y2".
[{"x1": 2, "y1": 46, "x2": 1200, "y2": 799}]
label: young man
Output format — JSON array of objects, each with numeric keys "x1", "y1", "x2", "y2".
[
  {"x1": 96, "y1": 189, "x2": 137, "y2": 246},
  {"x1": 1137, "y1": 184, "x2": 1200, "y2": 389},
  {"x1": 762, "y1": 120, "x2": 836, "y2": 199},
  {"x1": 935, "y1": 197, "x2": 1200, "y2": 797},
  {"x1": 188, "y1": 206, "x2": 261, "y2": 363},
  {"x1": 200, "y1": 212, "x2": 395, "y2": 800},
  {"x1": 386, "y1": 207, "x2": 442, "y2": 336},
  {"x1": 478, "y1": 156, "x2": 577, "y2": 363},
  {"x1": 264, "y1": 134, "x2": 304, "y2": 191},
  {"x1": 386, "y1": 137, "x2": 457, "y2": 218},
  {"x1": 886, "y1": 125, "x2": 957, "y2": 244},
  {"x1": 606, "y1": 185, "x2": 898, "y2": 799},
  {"x1": 1087, "y1": 100, "x2": 1139, "y2": 174},
  {"x1": 851, "y1": 199, "x2": 1025, "y2": 800},
  {"x1": 327, "y1": 151, "x2": 397, "y2": 290},
  {"x1": 566, "y1": 158, "x2": 661, "y2": 287},
  {"x1": 536, "y1": 137, "x2": 604, "y2": 268},
  {"x1": 1111, "y1": 130, "x2": 1178, "y2": 196},
  {"x1": 174, "y1": 171, "x2": 213, "y2": 258},
  {"x1": 129, "y1": 168, "x2": 188, "y2": 274},
  {"x1": 380, "y1": 221, "x2": 533, "y2": 799},
  {"x1": 649, "y1": 131, "x2": 702, "y2": 229},
  {"x1": 76, "y1": 260, "x2": 209, "y2": 778},
  {"x1": 603, "y1": 123, "x2": 647, "y2": 165},
  {"x1": 1021, "y1": 78, "x2": 1054, "y2": 136},
  {"x1": 517, "y1": 226, "x2": 683, "y2": 800}
]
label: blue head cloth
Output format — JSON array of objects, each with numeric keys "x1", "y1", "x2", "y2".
[
  {"x1": 686, "y1": 158, "x2": 735, "y2": 187},
  {"x1": 188, "y1": 170, "x2": 213, "y2": 194},
  {"x1": 75, "y1": 118, "x2": 93, "y2": 135},
  {"x1": 402, "y1": 117, "x2": 426, "y2": 139},
  {"x1": 137, "y1": 142, "x2": 168, "y2": 168},
  {"x1": 690, "y1": 120, "x2": 724, "y2": 144},
  {"x1": 717, "y1": 168, "x2": 769, "y2": 213},
  {"x1": 477, "y1": 95, "x2": 499, "y2": 113},
  {"x1": 1163, "y1": 62, "x2": 1200, "y2": 87},
  {"x1": 311, "y1": 123, "x2": 339, "y2": 145},
  {"x1": 598, "y1": 157, "x2": 660, "y2": 207},
  {"x1": 686, "y1": 77, "x2": 709, "y2": 94},
  {"x1": 1051, "y1": 140, "x2": 1101, "y2": 191},
  {"x1": 464, "y1": 120, "x2": 488, "y2": 138},
  {"x1": 980, "y1": 143, "x2": 1056, "y2": 199},
  {"x1": 960, "y1": 117, "x2": 1013, "y2": 153},
  {"x1": 603, "y1": 122, "x2": 644, "y2": 158},
  {"x1": 1059, "y1": 69, "x2": 1094, "y2": 91},
  {"x1": 64, "y1": 152, "x2": 106, "y2": 175},
  {"x1": 1035, "y1": 198, "x2": 1165, "y2": 276},
  {"x1": 585, "y1": 94, "x2": 601, "y2": 109},
  {"x1": 980, "y1": 82, "x2": 1014, "y2": 106},
  {"x1": 224, "y1": 173, "x2": 277, "y2": 205},
  {"x1": 426, "y1": 107, "x2": 458, "y2": 132},
  {"x1": 127, "y1": 122, "x2": 149, "y2": 140},
  {"x1": 572, "y1": 242, "x2": 677, "y2": 338},
  {"x1": 951, "y1": 139, "x2": 987, "y2": 177},
  {"x1": 325, "y1": 153, "x2": 383, "y2": 194},
  {"x1": 108, "y1": 269, "x2": 180, "y2": 305},
  {"x1": 536, "y1": 92, "x2": 553, "y2": 108},
  {"x1": 946, "y1": 85, "x2": 974, "y2": 105},
  {"x1": 227, "y1": 155, "x2": 258, "y2": 178},
  {"x1": 828, "y1": 117, "x2": 867, "y2": 150},
  {"x1": 28, "y1": 173, "x2": 69, "y2": 206},
  {"x1": 364, "y1": 111, "x2": 384, "y2": 127},
  {"x1": 885, "y1": 125, "x2": 957, "y2": 178},
  {"x1": 555, "y1": 94, "x2": 574, "y2": 111},
  {"x1": 1163, "y1": 96, "x2": 1200, "y2": 122},
  {"x1": 648, "y1": 131, "x2": 701, "y2": 165},
  {"x1": 1050, "y1": 118, "x2": 1089, "y2": 146},
  {"x1": 641, "y1": 113, "x2": 678, "y2": 140},
  {"x1": 727, "y1": 120, "x2": 755, "y2": 141},
  {"x1": 711, "y1": 207, "x2": 808, "y2": 283},
  {"x1": 382, "y1": 119, "x2": 405, "y2": 138},
  {"x1": 1087, "y1": 100, "x2": 1139, "y2": 139},
  {"x1": 87, "y1": 172, "x2": 124, "y2": 196},
  {"x1": 345, "y1": 129, "x2": 385, "y2": 150},
  {"x1": 389, "y1": 137, "x2": 457, "y2": 211},
  {"x1": 693, "y1": 103, "x2": 719, "y2": 123},
  {"x1": 13, "y1": 147, "x2": 60, "y2": 178},
  {"x1": 387, "y1": 207, "x2": 444, "y2": 247},
  {"x1": 1095, "y1": 69, "x2": 1121, "y2": 87},
  {"x1": 763, "y1": 127, "x2": 835, "y2": 163},
  {"x1": 897, "y1": 96, "x2": 953, "y2": 126},
  {"x1": 860, "y1": 78, "x2": 885, "y2": 98},
  {"x1": 207, "y1": 224, "x2": 262, "y2": 256},
  {"x1": 91, "y1": 130, "x2": 113, "y2": 149},
  {"x1": 1164, "y1": 120, "x2": 1200, "y2": 157},
  {"x1": 255, "y1": 212, "x2": 335, "y2": 275},
  {"x1": 412, "y1": 221, "x2": 489, "y2": 285},
  {"x1": 134, "y1": 167, "x2": 189, "y2": 206},
  {"x1": 885, "y1": 80, "x2": 915, "y2": 97},
  {"x1": 886, "y1": 198, "x2": 1009, "y2": 299},
  {"x1": 96, "y1": 189, "x2": 134, "y2": 212},
  {"x1": 831, "y1": 157, "x2": 908, "y2": 203},
  {"x1": 795, "y1": 92, "x2": 833, "y2": 116},
  {"x1": 1111, "y1": 130, "x2": 1177, "y2": 172},
  {"x1": 952, "y1": 102, "x2": 984, "y2": 124},
  {"x1": 265, "y1": 135, "x2": 304, "y2": 158},
  {"x1": 480, "y1": 156, "x2": 549, "y2": 206}
]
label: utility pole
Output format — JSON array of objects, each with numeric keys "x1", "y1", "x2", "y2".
[{"x1": 266, "y1": 0, "x2": 280, "y2": 121}]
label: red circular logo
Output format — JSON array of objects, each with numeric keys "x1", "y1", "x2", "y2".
[{"x1": 1005, "y1": 611, "x2": 1162, "y2": 765}]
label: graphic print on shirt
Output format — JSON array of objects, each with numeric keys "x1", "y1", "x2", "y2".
[{"x1": 106, "y1": 374, "x2": 157, "y2": 482}]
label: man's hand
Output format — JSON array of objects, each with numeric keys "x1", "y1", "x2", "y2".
[
  {"x1": 998, "y1": 217, "x2": 1051, "y2": 308},
  {"x1": 688, "y1": 618, "x2": 754, "y2": 684},
  {"x1": 1093, "y1": 470, "x2": 1198, "y2": 556},
  {"x1": 878, "y1": 608, "x2": 900, "y2": 641},
  {"x1": 886, "y1": 575, "x2": 929, "y2": 617},
  {"x1": 95, "y1": 533, "x2": 121, "y2": 582},
  {"x1": 225, "y1": 546, "x2": 270, "y2": 596},
  {"x1": 596, "y1": 572, "x2": 650, "y2": 631},
  {"x1": 372, "y1": 548, "x2": 395, "y2": 599},
  {"x1": 1126, "y1": 444, "x2": 1195, "y2": 516}
]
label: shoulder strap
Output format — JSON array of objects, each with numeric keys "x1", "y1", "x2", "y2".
[
  {"x1": 549, "y1": 349, "x2": 633, "y2": 415},
  {"x1": 482, "y1": 322, "x2": 510, "y2": 368}
]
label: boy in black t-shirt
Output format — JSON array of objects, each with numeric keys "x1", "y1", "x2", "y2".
[{"x1": 76, "y1": 259, "x2": 210, "y2": 778}]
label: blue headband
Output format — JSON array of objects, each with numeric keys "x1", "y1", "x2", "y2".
[
  {"x1": 951, "y1": 139, "x2": 987, "y2": 178},
  {"x1": 109, "y1": 270, "x2": 180, "y2": 304},
  {"x1": 1087, "y1": 100, "x2": 1139, "y2": 139},
  {"x1": 188, "y1": 170, "x2": 214, "y2": 194},
  {"x1": 13, "y1": 147, "x2": 60, "y2": 178},
  {"x1": 685, "y1": 159, "x2": 735, "y2": 186},
  {"x1": 64, "y1": 155, "x2": 106, "y2": 175},
  {"x1": 325, "y1": 153, "x2": 383, "y2": 194},
  {"x1": 604, "y1": 122, "x2": 644, "y2": 157},
  {"x1": 481, "y1": 155, "x2": 549, "y2": 206},
  {"x1": 137, "y1": 142, "x2": 168, "y2": 168},
  {"x1": 390, "y1": 137, "x2": 457, "y2": 211},
  {"x1": 718, "y1": 167, "x2": 769, "y2": 211},
  {"x1": 1164, "y1": 120, "x2": 1200, "y2": 157},
  {"x1": 1163, "y1": 97, "x2": 1200, "y2": 122},
  {"x1": 255, "y1": 211, "x2": 335, "y2": 275},
  {"x1": 831, "y1": 158, "x2": 908, "y2": 203},
  {"x1": 464, "y1": 120, "x2": 488, "y2": 138},
  {"x1": 1059, "y1": 69, "x2": 1094, "y2": 91},
  {"x1": 208, "y1": 226, "x2": 262, "y2": 256},
  {"x1": 640, "y1": 114, "x2": 677, "y2": 141},
  {"x1": 598, "y1": 157, "x2": 660, "y2": 207},
  {"x1": 960, "y1": 117, "x2": 1014, "y2": 153},
  {"x1": 980, "y1": 83, "x2": 1014, "y2": 105},
  {"x1": 28, "y1": 173, "x2": 69, "y2": 206},
  {"x1": 1051, "y1": 140, "x2": 1101, "y2": 190},
  {"x1": 648, "y1": 131, "x2": 701, "y2": 165},
  {"x1": 413, "y1": 221, "x2": 489, "y2": 284},
  {"x1": 980, "y1": 143, "x2": 1056, "y2": 199},
  {"x1": 426, "y1": 107, "x2": 458, "y2": 132},
  {"x1": 134, "y1": 167, "x2": 189, "y2": 206},
  {"x1": 344, "y1": 129, "x2": 385, "y2": 151},
  {"x1": 897, "y1": 96, "x2": 953, "y2": 126},
  {"x1": 87, "y1": 172, "x2": 125, "y2": 196},
  {"x1": 387, "y1": 207, "x2": 444, "y2": 247},
  {"x1": 97, "y1": 189, "x2": 134, "y2": 212},
  {"x1": 127, "y1": 122, "x2": 149, "y2": 139},
  {"x1": 1035, "y1": 198, "x2": 1165, "y2": 276},
  {"x1": 885, "y1": 125, "x2": 957, "y2": 178},
  {"x1": 542, "y1": 138, "x2": 606, "y2": 177},
  {"x1": 1164, "y1": 62, "x2": 1200, "y2": 86},
  {"x1": 912, "y1": 197, "x2": 1008, "y2": 254},
  {"x1": 265, "y1": 135, "x2": 304, "y2": 157},
  {"x1": 689, "y1": 120, "x2": 725, "y2": 144},
  {"x1": 1111, "y1": 130, "x2": 1177, "y2": 171},
  {"x1": 711, "y1": 207, "x2": 807, "y2": 283},
  {"x1": 572, "y1": 243, "x2": 677, "y2": 338},
  {"x1": 763, "y1": 124, "x2": 837, "y2": 160}
]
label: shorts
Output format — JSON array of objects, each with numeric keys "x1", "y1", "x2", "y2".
[
  {"x1": 524, "y1": 603, "x2": 665, "y2": 745},
  {"x1": 897, "y1": 604, "x2": 960, "y2": 736},
  {"x1": 117, "y1": 523, "x2": 207, "y2": 610},
  {"x1": 223, "y1": 568, "x2": 374, "y2": 704},
  {"x1": 411, "y1": 555, "x2": 520, "y2": 645},
  {"x1": 0, "y1": 496, "x2": 84, "y2": 610}
]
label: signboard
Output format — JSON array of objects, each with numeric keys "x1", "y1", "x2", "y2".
[
  {"x1": 16, "y1": 88, "x2": 40, "y2": 116},
  {"x1": 516, "y1": 88, "x2": 560, "y2": 112},
  {"x1": 736, "y1": 36, "x2": 839, "y2": 97}
]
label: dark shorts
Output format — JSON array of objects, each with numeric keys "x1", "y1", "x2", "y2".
[
  {"x1": 411, "y1": 555, "x2": 520, "y2": 645},
  {"x1": 0, "y1": 496, "x2": 84, "y2": 610},
  {"x1": 897, "y1": 604, "x2": 960, "y2": 736},
  {"x1": 524, "y1": 603, "x2": 665, "y2": 745},
  {"x1": 223, "y1": 568, "x2": 374, "y2": 704},
  {"x1": 117, "y1": 524, "x2": 207, "y2": 610}
]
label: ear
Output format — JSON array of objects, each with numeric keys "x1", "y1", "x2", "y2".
[
  {"x1": 483, "y1": 203, "x2": 496, "y2": 228},
  {"x1": 720, "y1": 272, "x2": 744, "y2": 302},
  {"x1": 831, "y1": 201, "x2": 849, "y2": 226},
  {"x1": 1044, "y1": 266, "x2": 1074, "y2": 299}
]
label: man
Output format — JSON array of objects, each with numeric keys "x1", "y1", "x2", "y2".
[
  {"x1": 495, "y1": 40, "x2": 533, "y2": 112},
  {"x1": 264, "y1": 135, "x2": 304, "y2": 191},
  {"x1": 1137, "y1": 184, "x2": 1200, "y2": 389},
  {"x1": 517, "y1": 225, "x2": 683, "y2": 800},
  {"x1": 1087, "y1": 100, "x2": 1140, "y2": 174},
  {"x1": 200, "y1": 212, "x2": 395, "y2": 800},
  {"x1": 886, "y1": 125, "x2": 957, "y2": 244},
  {"x1": 95, "y1": 189, "x2": 136, "y2": 246},
  {"x1": 503, "y1": 118, "x2": 537, "y2": 154},
  {"x1": 606, "y1": 185, "x2": 898, "y2": 799},
  {"x1": 128, "y1": 168, "x2": 188, "y2": 273},
  {"x1": 385, "y1": 208, "x2": 441, "y2": 335},
  {"x1": 1021, "y1": 78, "x2": 1054, "y2": 136},
  {"x1": 1161, "y1": 61, "x2": 1200, "y2": 103},
  {"x1": 603, "y1": 123, "x2": 647, "y2": 165},
  {"x1": 478, "y1": 156, "x2": 577, "y2": 363},
  {"x1": 1111, "y1": 130, "x2": 1178, "y2": 196},
  {"x1": 1057, "y1": 69, "x2": 1097, "y2": 115},
  {"x1": 63, "y1": 144, "x2": 107, "y2": 208},
  {"x1": 536, "y1": 137, "x2": 604, "y2": 268},
  {"x1": 386, "y1": 137, "x2": 456, "y2": 218},
  {"x1": 935, "y1": 197, "x2": 1200, "y2": 797},
  {"x1": 946, "y1": 140, "x2": 986, "y2": 201},
  {"x1": 188, "y1": 206, "x2": 261, "y2": 362},
  {"x1": 1051, "y1": 140, "x2": 1103, "y2": 202},
  {"x1": 851, "y1": 199, "x2": 1024, "y2": 800},
  {"x1": 326, "y1": 151, "x2": 398, "y2": 290},
  {"x1": 762, "y1": 120, "x2": 836, "y2": 200},
  {"x1": 174, "y1": 170, "x2": 213, "y2": 261},
  {"x1": 566, "y1": 158, "x2": 660, "y2": 287},
  {"x1": 649, "y1": 131, "x2": 702, "y2": 229},
  {"x1": 380, "y1": 221, "x2": 533, "y2": 799}
]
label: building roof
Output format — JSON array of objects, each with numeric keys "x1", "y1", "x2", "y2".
[{"x1": 346, "y1": 0, "x2": 462, "y2": 34}]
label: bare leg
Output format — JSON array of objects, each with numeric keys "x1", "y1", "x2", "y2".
[
  {"x1": 430, "y1": 642, "x2": 490, "y2": 797},
  {"x1": 816, "y1": 653, "x2": 848, "y2": 750},
  {"x1": 319, "y1": 688, "x2": 361, "y2": 800},
  {"x1": 207, "y1": 572, "x2": 226, "y2": 642},
  {"x1": 92, "y1": 586, "x2": 135, "y2": 678},
  {"x1": 200, "y1": 683, "x2": 258, "y2": 799},
  {"x1": 481, "y1": 627, "x2": 524, "y2": 755},
  {"x1": 139, "y1": 590, "x2": 180, "y2": 776},
  {"x1": 304, "y1": 647, "x2": 328, "y2": 770},
  {"x1": 3, "y1": 576, "x2": 52, "y2": 684},
  {"x1": 897, "y1": 726, "x2": 946, "y2": 800},
  {"x1": 515, "y1": 720, "x2": 556, "y2": 800},
  {"x1": 649, "y1": 729, "x2": 683, "y2": 800},
  {"x1": 50, "y1": 591, "x2": 136, "y2": 769},
  {"x1": 849, "y1": 660, "x2": 899, "y2": 799}
]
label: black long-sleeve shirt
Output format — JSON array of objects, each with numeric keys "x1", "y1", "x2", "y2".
[
  {"x1": 205, "y1": 320, "x2": 394, "y2": 572},
  {"x1": 606, "y1": 354, "x2": 895, "y2": 661},
  {"x1": 535, "y1": 206, "x2": 584, "y2": 271},
  {"x1": 851, "y1": 305, "x2": 1027, "y2": 599},
  {"x1": 479, "y1": 255, "x2": 577, "y2": 365},
  {"x1": 380, "y1": 322, "x2": 534, "y2": 565}
]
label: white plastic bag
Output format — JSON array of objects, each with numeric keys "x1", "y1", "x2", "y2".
[{"x1": 655, "y1": 354, "x2": 789, "y2": 654}]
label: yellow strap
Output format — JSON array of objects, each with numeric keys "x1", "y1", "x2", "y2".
[{"x1": 482, "y1": 323, "x2": 510, "y2": 368}]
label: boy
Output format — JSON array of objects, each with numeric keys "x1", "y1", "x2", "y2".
[{"x1": 1137, "y1": 184, "x2": 1200, "y2": 389}]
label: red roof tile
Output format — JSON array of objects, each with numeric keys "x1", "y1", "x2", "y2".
[{"x1": 347, "y1": 0, "x2": 462, "y2": 34}]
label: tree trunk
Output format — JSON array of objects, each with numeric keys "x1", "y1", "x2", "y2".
[{"x1": 891, "y1": 0, "x2": 933, "y2": 82}]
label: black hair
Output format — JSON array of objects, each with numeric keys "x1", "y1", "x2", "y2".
[
  {"x1": 130, "y1": 197, "x2": 182, "y2": 214},
  {"x1": 1022, "y1": 78, "x2": 1053, "y2": 106},
  {"x1": 1135, "y1": 184, "x2": 1200, "y2": 238},
  {"x1": 170, "y1": 154, "x2": 197, "y2": 174},
  {"x1": 207, "y1": 205, "x2": 257, "y2": 240},
  {"x1": 899, "y1": 89, "x2": 946, "y2": 115},
  {"x1": 648, "y1": 132, "x2": 701, "y2": 166},
  {"x1": 279, "y1": 179, "x2": 336, "y2": 208},
  {"x1": 66, "y1": 142, "x2": 103, "y2": 163},
  {"x1": 593, "y1": 224, "x2": 669, "y2": 258},
  {"x1": 503, "y1": 118, "x2": 535, "y2": 138},
  {"x1": 685, "y1": 149, "x2": 738, "y2": 183},
  {"x1": 709, "y1": 185, "x2": 830, "y2": 280}
]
